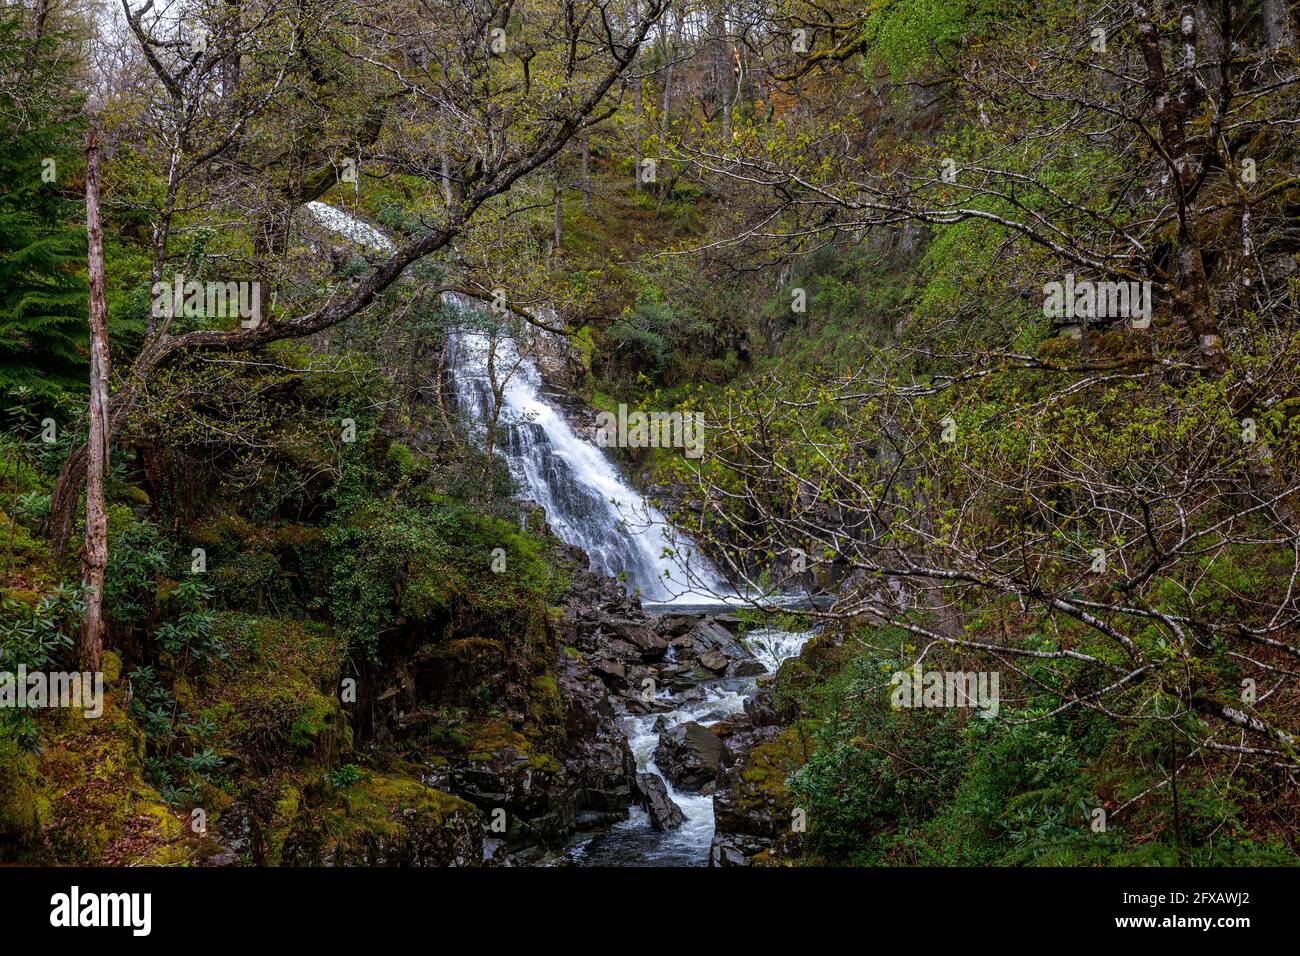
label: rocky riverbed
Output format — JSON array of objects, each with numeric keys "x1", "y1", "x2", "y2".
[{"x1": 542, "y1": 557, "x2": 814, "y2": 866}]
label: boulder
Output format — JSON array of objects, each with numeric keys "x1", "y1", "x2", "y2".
[
  {"x1": 607, "y1": 618, "x2": 668, "y2": 660},
  {"x1": 728, "y1": 658, "x2": 768, "y2": 678},
  {"x1": 294, "y1": 773, "x2": 483, "y2": 867},
  {"x1": 687, "y1": 619, "x2": 740, "y2": 657},
  {"x1": 591, "y1": 658, "x2": 626, "y2": 682},
  {"x1": 710, "y1": 614, "x2": 747, "y2": 633},
  {"x1": 655, "y1": 613, "x2": 703, "y2": 638},
  {"x1": 654, "y1": 721, "x2": 724, "y2": 791},
  {"x1": 709, "y1": 832, "x2": 771, "y2": 867},
  {"x1": 555, "y1": 649, "x2": 638, "y2": 823},
  {"x1": 635, "y1": 773, "x2": 684, "y2": 831},
  {"x1": 685, "y1": 618, "x2": 763, "y2": 673},
  {"x1": 698, "y1": 649, "x2": 729, "y2": 673}
]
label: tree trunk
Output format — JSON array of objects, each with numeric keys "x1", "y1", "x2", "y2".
[
  {"x1": 1195, "y1": 0, "x2": 1223, "y2": 90},
  {"x1": 1175, "y1": 239, "x2": 1227, "y2": 371},
  {"x1": 581, "y1": 136, "x2": 590, "y2": 209},
  {"x1": 1262, "y1": 0, "x2": 1296, "y2": 53},
  {"x1": 45, "y1": 440, "x2": 86, "y2": 557},
  {"x1": 553, "y1": 167, "x2": 563, "y2": 254},
  {"x1": 81, "y1": 129, "x2": 110, "y2": 673},
  {"x1": 29, "y1": 0, "x2": 50, "y2": 45},
  {"x1": 441, "y1": 152, "x2": 453, "y2": 206},
  {"x1": 634, "y1": 72, "x2": 643, "y2": 190},
  {"x1": 221, "y1": 0, "x2": 242, "y2": 102},
  {"x1": 713, "y1": 13, "x2": 732, "y2": 140}
]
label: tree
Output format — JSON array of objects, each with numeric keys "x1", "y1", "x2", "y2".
[
  {"x1": 644, "y1": 0, "x2": 1300, "y2": 773},
  {"x1": 44, "y1": 0, "x2": 670, "y2": 553},
  {"x1": 80, "y1": 127, "x2": 108, "y2": 672},
  {"x1": 0, "y1": 6, "x2": 86, "y2": 408}
]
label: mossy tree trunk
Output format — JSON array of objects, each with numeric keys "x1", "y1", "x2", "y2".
[{"x1": 81, "y1": 127, "x2": 109, "y2": 673}]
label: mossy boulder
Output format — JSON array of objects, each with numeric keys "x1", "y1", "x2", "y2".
[
  {"x1": 711, "y1": 723, "x2": 811, "y2": 865},
  {"x1": 256, "y1": 777, "x2": 302, "y2": 866},
  {"x1": 285, "y1": 773, "x2": 482, "y2": 866}
]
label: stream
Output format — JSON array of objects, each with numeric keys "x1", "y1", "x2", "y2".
[{"x1": 568, "y1": 620, "x2": 812, "y2": 866}]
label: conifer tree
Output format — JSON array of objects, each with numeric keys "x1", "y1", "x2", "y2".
[{"x1": 0, "y1": 8, "x2": 85, "y2": 409}]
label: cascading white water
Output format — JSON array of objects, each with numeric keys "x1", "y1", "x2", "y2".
[
  {"x1": 442, "y1": 297, "x2": 729, "y2": 604},
  {"x1": 301, "y1": 200, "x2": 728, "y2": 603},
  {"x1": 305, "y1": 201, "x2": 393, "y2": 251},
  {"x1": 744, "y1": 627, "x2": 818, "y2": 673}
]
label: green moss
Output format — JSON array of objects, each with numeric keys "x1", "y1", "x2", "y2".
[
  {"x1": 0, "y1": 730, "x2": 45, "y2": 861},
  {"x1": 386, "y1": 442, "x2": 418, "y2": 478},
  {"x1": 0, "y1": 508, "x2": 57, "y2": 588},
  {"x1": 527, "y1": 673, "x2": 563, "y2": 727},
  {"x1": 36, "y1": 674, "x2": 190, "y2": 865},
  {"x1": 290, "y1": 692, "x2": 342, "y2": 751},
  {"x1": 527, "y1": 752, "x2": 563, "y2": 773},
  {"x1": 192, "y1": 512, "x2": 254, "y2": 548},
  {"x1": 287, "y1": 772, "x2": 481, "y2": 866},
  {"x1": 196, "y1": 615, "x2": 350, "y2": 768},
  {"x1": 261, "y1": 780, "x2": 301, "y2": 866},
  {"x1": 737, "y1": 724, "x2": 811, "y2": 805},
  {"x1": 106, "y1": 502, "x2": 136, "y2": 538}
]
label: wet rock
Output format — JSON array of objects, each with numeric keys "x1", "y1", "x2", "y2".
[
  {"x1": 556, "y1": 648, "x2": 638, "y2": 826},
  {"x1": 605, "y1": 639, "x2": 640, "y2": 659},
  {"x1": 687, "y1": 619, "x2": 741, "y2": 657},
  {"x1": 710, "y1": 614, "x2": 747, "y2": 633},
  {"x1": 607, "y1": 618, "x2": 668, "y2": 660},
  {"x1": 635, "y1": 773, "x2": 684, "y2": 831},
  {"x1": 709, "y1": 832, "x2": 771, "y2": 867},
  {"x1": 698, "y1": 649, "x2": 729, "y2": 673},
  {"x1": 654, "y1": 721, "x2": 724, "y2": 791},
  {"x1": 576, "y1": 809, "x2": 627, "y2": 830},
  {"x1": 656, "y1": 613, "x2": 703, "y2": 638},
  {"x1": 483, "y1": 838, "x2": 511, "y2": 866},
  {"x1": 626, "y1": 664, "x2": 657, "y2": 690},
  {"x1": 709, "y1": 723, "x2": 804, "y2": 866},
  {"x1": 591, "y1": 658, "x2": 626, "y2": 682},
  {"x1": 728, "y1": 658, "x2": 768, "y2": 678}
]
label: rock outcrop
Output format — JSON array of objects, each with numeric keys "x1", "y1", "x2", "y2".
[
  {"x1": 287, "y1": 772, "x2": 483, "y2": 867},
  {"x1": 654, "y1": 721, "x2": 725, "y2": 791},
  {"x1": 707, "y1": 629, "x2": 842, "y2": 866}
]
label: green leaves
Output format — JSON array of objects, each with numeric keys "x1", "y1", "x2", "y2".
[{"x1": 0, "y1": 8, "x2": 87, "y2": 409}]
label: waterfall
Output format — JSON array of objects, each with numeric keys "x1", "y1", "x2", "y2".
[
  {"x1": 301, "y1": 200, "x2": 728, "y2": 603},
  {"x1": 304, "y1": 201, "x2": 393, "y2": 251},
  {"x1": 743, "y1": 627, "x2": 817, "y2": 672},
  {"x1": 442, "y1": 296, "x2": 729, "y2": 604}
]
